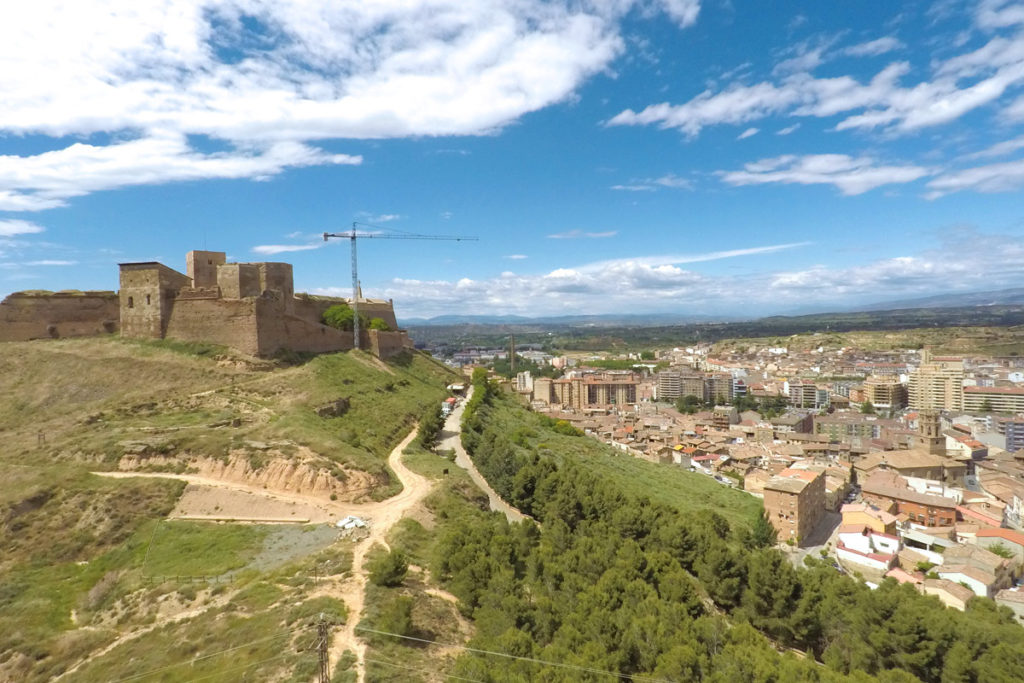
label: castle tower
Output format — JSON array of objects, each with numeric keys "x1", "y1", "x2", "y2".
[{"x1": 186, "y1": 251, "x2": 226, "y2": 288}]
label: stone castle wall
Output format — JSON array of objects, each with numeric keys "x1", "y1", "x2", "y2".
[
  {"x1": 0, "y1": 291, "x2": 119, "y2": 341},
  {"x1": 1, "y1": 250, "x2": 410, "y2": 358},
  {"x1": 164, "y1": 296, "x2": 264, "y2": 356},
  {"x1": 367, "y1": 329, "x2": 412, "y2": 359},
  {"x1": 119, "y1": 263, "x2": 191, "y2": 338}
]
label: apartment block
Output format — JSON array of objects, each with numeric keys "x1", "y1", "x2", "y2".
[
  {"x1": 908, "y1": 351, "x2": 964, "y2": 411},
  {"x1": 763, "y1": 468, "x2": 826, "y2": 545}
]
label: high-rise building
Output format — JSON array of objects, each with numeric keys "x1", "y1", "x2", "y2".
[{"x1": 908, "y1": 350, "x2": 964, "y2": 411}]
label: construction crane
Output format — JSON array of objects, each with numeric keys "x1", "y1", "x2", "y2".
[{"x1": 322, "y1": 222, "x2": 478, "y2": 350}]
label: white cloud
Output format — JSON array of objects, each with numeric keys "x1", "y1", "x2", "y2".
[
  {"x1": 0, "y1": 219, "x2": 45, "y2": 237},
  {"x1": 964, "y1": 133, "x2": 1024, "y2": 158},
  {"x1": 926, "y1": 158, "x2": 1024, "y2": 197},
  {"x1": 776, "y1": 123, "x2": 801, "y2": 135},
  {"x1": 611, "y1": 172, "x2": 693, "y2": 191},
  {"x1": 655, "y1": 0, "x2": 701, "y2": 28},
  {"x1": 546, "y1": 229, "x2": 618, "y2": 239},
  {"x1": 0, "y1": 134, "x2": 361, "y2": 211},
  {"x1": 356, "y1": 213, "x2": 403, "y2": 224},
  {"x1": 611, "y1": 183, "x2": 657, "y2": 191},
  {"x1": 737, "y1": 127, "x2": 759, "y2": 139},
  {"x1": 842, "y1": 36, "x2": 904, "y2": 57},
  {"x1": 1005, "y1": 93, "x2": 1024, "y2": 120},
  {"x1": 0, "y1": 1, "x2": 657, "y2": 209},
  {"x1": 252, "y1": 243, "x2": 324, "y2": 255},
  {"x1": 977, "y1": 0, "x2": 1024, "y2": 29},
  {"x1": 578, "y1": 242, "x2": 810, "y2": 271},
  {"x1": 609, "y1": 26, "x2": 1024, "y2": 138},
  {"x1": 25, "y1": 260, "x2": 76, "y2": 266},
  {"x1": 505, "y1": 254, "x2": 528, "y2": 260},
  {"x1": 718, "y1": 154, "x2": 932, "y2": 195},
  {"x1": 773, "y1": 37, "x2": 835, "y2": 76},
  {"x1": 319, "y1": 230, "x2": 1024, "y2": 317}
]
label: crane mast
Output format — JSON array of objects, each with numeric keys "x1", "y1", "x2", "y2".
[{"x1": 323, "y1": 222, "x2": 478, "y2": 350}]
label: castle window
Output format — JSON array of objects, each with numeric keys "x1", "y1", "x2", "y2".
[
  {"x1": 128, "y1": 296, "x2": 134, "y2": 308},
  {"x1": 146, "y1": 294, "x2": 151, "y2": 305}
]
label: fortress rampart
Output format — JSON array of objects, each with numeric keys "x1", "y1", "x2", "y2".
[
  {"x1": 0, "y1": 291, "x2": 119, "y2": 341},
  {"x1": 0, "y1": 250, "x2": 412, "y2": 359}
]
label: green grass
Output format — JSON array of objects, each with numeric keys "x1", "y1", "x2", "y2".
[
  {"x1": 485, "y1": 396, "x2": 762, "y2": 530},
  {"x1": 141, "y1": 522, "x2": 271, "y2": 577},
  {"x1": 0, "y1": 337, "x2": 466, "y2": 679}
]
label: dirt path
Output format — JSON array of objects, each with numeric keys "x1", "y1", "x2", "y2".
[
  {"x1": 438, "y1": 388, "x2": 528, "y2": 524},
  {"x1": 323, "y1": 425, "x2": 429, "y2": 683},
  {"x1": 53, "y1": 591, "x2": 235, "y2": 681},
  {"x1": 90, "y1": 426, "x2": 429, "y2": 683}
]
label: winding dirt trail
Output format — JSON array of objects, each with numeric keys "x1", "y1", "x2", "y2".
[
  {"x1": 91, "y1": 425, "x2": 433, "y2": 683},
  {"x1": 324, "y1": 425, "x2": 428, "y2": 683},
  {"x1": 439, "y1": 387, "x2": 527, "y2": 524}
]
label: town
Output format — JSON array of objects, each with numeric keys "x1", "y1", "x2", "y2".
[{"x1": 433, "y1": 337, "x2": 1024, "y2": 617}]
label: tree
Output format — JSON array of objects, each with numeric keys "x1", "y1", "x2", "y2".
[
  {"x1": 860, "y1": 401, "x2": 876, "y2": 415},
  {"x1": 747, "y1": 511, "x2": 778, "y2": 549},
  {"x1": 369, "y1": 549, "x2": 408, "y2": 587},
  {"x1": 676, "y1": 394, "x2": 702, "y2": 414},
  {"x1": 980, "y1": 398, "x2": 994, "y2": 413},
  {"x1": 376, "y1": 595, "x2": 415, "y2": 637},
  {"x1": 368, "y1": 317, "x2": 391, "y2": 331},
  {"x1": 322, "y1": 303, "x2": 368, "y2": 331}
]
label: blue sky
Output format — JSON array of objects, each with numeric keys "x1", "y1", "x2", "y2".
[{"x1": 2, "y1": 0, "x2": 1024, "y2": 318}]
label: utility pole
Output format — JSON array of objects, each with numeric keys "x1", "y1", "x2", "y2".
[
  {"x1": 510, "y1": 333, "x2": 516, "y2": 375},
  {"x1": 317, "y1": 613, "x2": 330, "y2": 683},
  {"x1": 323, "y1": 223, "x2": 478, "y2": 351}
]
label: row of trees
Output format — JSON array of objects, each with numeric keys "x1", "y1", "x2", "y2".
[
  {"x1": 675, "y1": 392, "x2": 789, "y2": 416},
  {"x1": 443, "y1": 373, "x2": 1024, "y2": 682}
]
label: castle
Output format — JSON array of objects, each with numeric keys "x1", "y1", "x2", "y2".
[{"x1": 0, "y1": 250, "x2": 412, "y2": 359}]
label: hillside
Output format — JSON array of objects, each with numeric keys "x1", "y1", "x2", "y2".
[{"x1": 0, "y1": 337, "x2": 458, "y2": 682}]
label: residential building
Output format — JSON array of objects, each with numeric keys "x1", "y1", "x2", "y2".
[
  {"x1": 1005, "y1": 419, "x2": 1024, "y2": 453},
  {"x1": 814, "y1": 413, "x2": 887, "y2": 442},
  {"x1": 841, "y1": 503, "x2": 898, "y2": 535},
  {"x1": 763, "y1": 468, "x2": 826, "y2": 545},
  {"x1": 837, "y1": 524, "x2": 900, "y2": 572},
  {"x1": 936, "y1": 544, "x2": 1014, "y2": 597},
  {"x1": 854, "y1": 449, "x2": 965, "y2": 486},
  {"x1": 908, "y1": 351, "x2": 964, "y2": 411},
  {"x1": 863, "y1": 375, "x2": 909, "y2": 410},
  {"x1": 923, "y1": 579, "x2": 976, "y2": 611},
  {"x1": 963, "y1": 386, "x2": 1024, "y2": 413},
  {"x1": 976, "y1": 528, "x2": 1024, "y2": 564},
  {"x1": 861, "y1": 473, "x2": 959, "y2": 527},
  {"x1": 705, "y1": 373, "x2": 734, "y2": 404}
]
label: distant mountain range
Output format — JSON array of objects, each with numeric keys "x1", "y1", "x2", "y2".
[
  {"x1": 399, "y1": 312, "x2": 738, "y2": 327},
  {"x1": 400, "y1": 287, "x2": 1024, "y2": 328},
  {"x1": 854, "y1": 287, "x2": 1024, "y2": 311}
]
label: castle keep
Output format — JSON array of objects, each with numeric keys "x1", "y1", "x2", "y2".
[{"x1": 0, "y1": 250, "x2": 411, "y2": 359}]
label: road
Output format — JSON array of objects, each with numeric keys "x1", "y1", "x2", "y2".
[{"x1": 438, "y1": 387, "x2": 528, "y2": 524}]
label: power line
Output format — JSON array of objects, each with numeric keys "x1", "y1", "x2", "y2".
[
  {"x1": 354, "y1": 626, "x2": 676, "y2": 683},
  {"x1": 364, "y1": 655, "x2": 486, "y2": 682},
  {"x1": 182, "y1": 652, "x2": 294, "y2": 682},
  {"x1": 110, "y1": 625, "x2": 313, "y2": 682}
]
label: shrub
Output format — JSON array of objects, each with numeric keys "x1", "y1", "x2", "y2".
[{"x1": 368, "y1": 549, "x2": 408, "y2": 587}]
